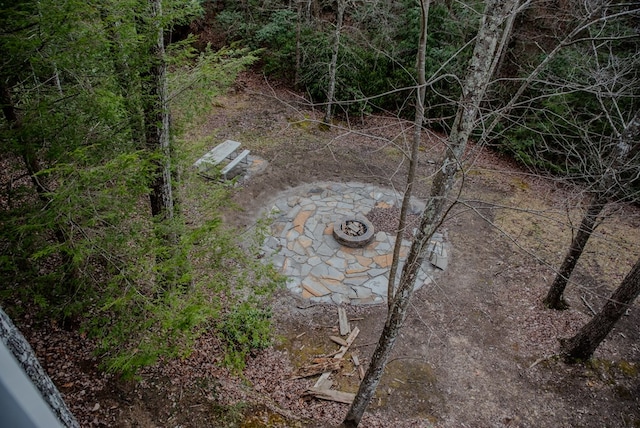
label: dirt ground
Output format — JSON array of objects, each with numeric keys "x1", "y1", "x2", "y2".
[{"x1": 16, "y1": 73, "x2": 640, "y2": 427}]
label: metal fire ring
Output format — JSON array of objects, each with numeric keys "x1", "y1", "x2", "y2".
[{"x1": 332, "y1": 216, "x2": 375, "y2": 248}]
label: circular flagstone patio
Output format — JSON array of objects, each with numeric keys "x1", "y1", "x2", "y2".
[{"x1": 261, "y1": 182, "x2": 448, "y2": 305}]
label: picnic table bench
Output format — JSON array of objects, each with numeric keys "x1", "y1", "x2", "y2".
[{"x1": 194, "y1": 140, "x2": 250, "y2": 180}]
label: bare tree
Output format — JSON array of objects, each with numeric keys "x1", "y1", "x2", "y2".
[
  {"x1": 340, "y1": 1, "x2": 520, "y2": 426},
  {"x1": 470, "y1": 0, "x2": 640, "y2": 310},
  {"x1": 481, "y1": 0, "x2": 639, "y2": 150},
  {"x1": 544, "y1": 110, "x2": 640, "y2": 308},
  {"x1": 561, "y1": 256, "x2": 640, "y2": 360},
  {"x1": 541, "y1": 26, "x2": 640, "y2": 308},
  {"x1": 324, "y1": 0, "x2": 346, "y2": 123},
  {"x1": 386, "y1": 0, "x2": 430, "y2": 308}
]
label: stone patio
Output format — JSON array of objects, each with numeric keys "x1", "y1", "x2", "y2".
[{"x1": 261, "y1": 182, "x2": 448, "y2": 305}]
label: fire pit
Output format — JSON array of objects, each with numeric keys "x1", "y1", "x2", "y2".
[{"x1": 332, "y1": 216, "x2": 375, "y2": 248}]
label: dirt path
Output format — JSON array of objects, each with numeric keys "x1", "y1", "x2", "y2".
[{"x1": 16, "y1": 73, "x2": 640, "y2": 427}]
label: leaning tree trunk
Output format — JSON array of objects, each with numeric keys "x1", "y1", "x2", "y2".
[
  {"x1": 544, "y1": 194, "x2": 607, "y2": 309},
  {"x1": 480, "y1": 2, "x2": 625, "y2": 144},
  {"x1": 324, "y1": 0, "x2": 345, "y2": 124},
  {"x1": 340, "y1": 1, "x2": 518, "y2": 426},
  {"x1": 561, "y1": 257, "x2": 640, "y2": 361},
  {"x1": 0, "y1": 307, "x2": 80, "y2": 428},
  {"x1": 545, "y1": 110, "x2": 640, "y2": 309}
]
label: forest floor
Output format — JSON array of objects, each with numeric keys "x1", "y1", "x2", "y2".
[{"x1": 16, "y1": 73, "x2": 640, "y2": 427}]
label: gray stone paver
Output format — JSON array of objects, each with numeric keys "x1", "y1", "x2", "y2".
[{"x1": 261, "y1": 182, "x2": 448, "y2": 305}]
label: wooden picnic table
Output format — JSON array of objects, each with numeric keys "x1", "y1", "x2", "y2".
[{"x1": 194, "y1": 140, "x2": 250, "y2": 180}]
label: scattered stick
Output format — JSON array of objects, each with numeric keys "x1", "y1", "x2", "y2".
[
  {"x1": 529, "y1": 354, "x2": 556, "y2": 369},
  {"x1": 581, "y1": 295, "x2": 597, "y2": 316},
  {"x1": 354, "y1": 341, "x2": 377, "y2": 348}
]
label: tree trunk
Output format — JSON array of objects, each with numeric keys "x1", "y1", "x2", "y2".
[
  {"x1": 545, "y1": 110, "x2": 640, "y2": 309},
  {"x1": 1, "y1": 81, "x2": 76, "y2": 287},
  {"x1": 561, "y1": 257, "x2": 640, "y2": 361},
  {"x1": 0, "y1": 307, "x2": 80, "y2": 428},
  {"x1": 544, "y1": 194, "x2": 607, "y2": 309},
  {"x1": 295, "y1": 0, "x2": 303, "y2": 89},
  {"x1": 143, "y1": 0, "x2": 174, "y2": 221},
  {"x1": 340, "y1": 1, "x2": 518, "y2": 426},
  {"x1": 0, "y1": 82, "x2": 49, "y2": 198},
  {"x1": 141, "y1": 0, "x2": 190, "y2": 289},
  {"x1": 387, "y1": 0, "x2": 430, "y2": 308},
  {"x1": 324, "y1": 0, "x2": 345, "y2": 124}
]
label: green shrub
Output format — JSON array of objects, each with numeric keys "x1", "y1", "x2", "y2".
[{"x1": 218, "y1": 302, "x2": 273, "y2": 372}]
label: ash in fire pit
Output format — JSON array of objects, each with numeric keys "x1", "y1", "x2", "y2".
[{"x1": 332, "y1": 216, "x2": 375, "y2": 248}]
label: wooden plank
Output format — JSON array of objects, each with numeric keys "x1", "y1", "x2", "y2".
[
  {"x1": 329, "y1": 335, "x2": 348, "y2": 347},
  {"x1": 338, "y1": 307, "x2": 350, "y2": 336},
  {"x1": 313, "y1": 327, "x2": 359, "y2": 389},
  {"x1": 304, "y1": 388, "x2": 355, "y2": 404},
  {"x1": 335, "y1": 327, "x2": 359, "y2": 359},
  {"x1": 315, "y1": 378, "x2": 333, "y2": 390},
  {"x1": 221, "y1": 149, "x2": 250, "y2": 179}
]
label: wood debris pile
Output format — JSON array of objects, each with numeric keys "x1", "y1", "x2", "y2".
[{"x1": 298, "y1": 307, "x2": 365, "y2": 404}]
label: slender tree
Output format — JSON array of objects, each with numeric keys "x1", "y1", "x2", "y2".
[
  {"x1": 561, "y1": 257, "x2": 640, "y2": 361},
  {"x1": 386, "y1": 0, "x2": 430, "y2": 307},
  {"x1": 324, "y1": 0, "x2": 346, "y2": 123},
  {"x1": 341, "y1": 1, "x2": 520, "y2": 426},
  {"x1": 295, "y1": 0, "x2": 303, "y2": 88}
]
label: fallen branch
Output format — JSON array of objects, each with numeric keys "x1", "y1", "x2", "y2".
[
  {"x1": 529, "y1": 354, "x2": 557, "y2": 369},
  {"x1": 581, "y1": 295, "x2": 597, "y2": 316}
]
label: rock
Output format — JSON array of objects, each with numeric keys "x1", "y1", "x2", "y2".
[{"x1": 302, "y1": 277, "x2": 331, "y2": 297}]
